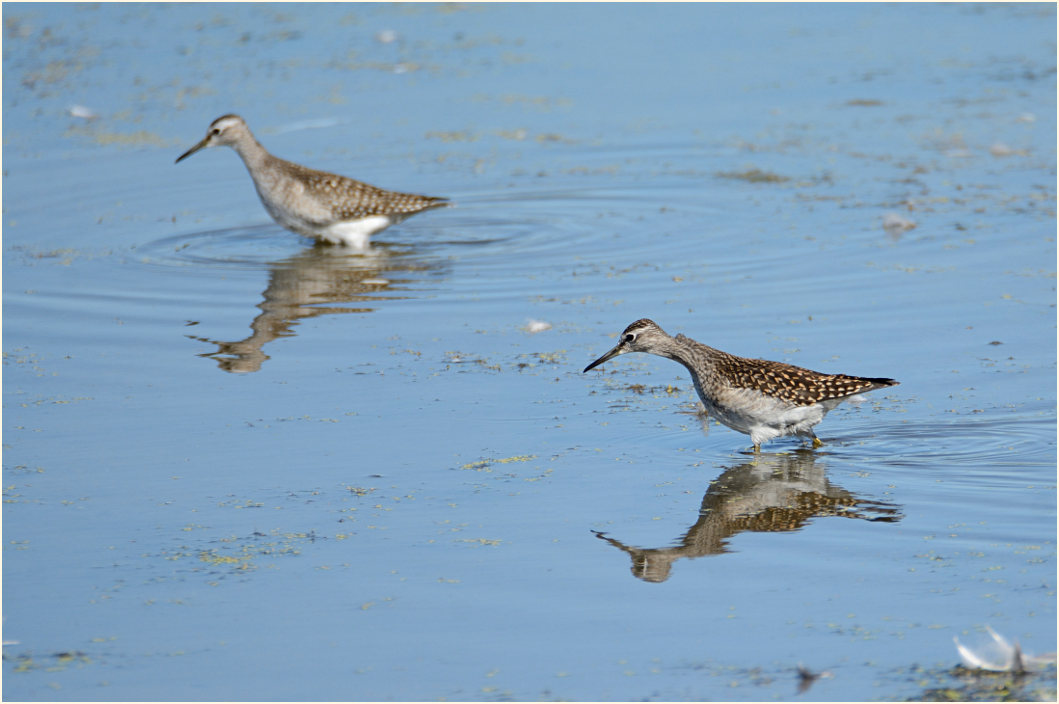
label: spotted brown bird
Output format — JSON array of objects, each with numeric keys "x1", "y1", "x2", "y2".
[
  {"x1": 176, "y1": 115, "x2": 447, "y2": 248},
  {"x1": 583, "y1": 319, "x2": 898, "y2": 451}
]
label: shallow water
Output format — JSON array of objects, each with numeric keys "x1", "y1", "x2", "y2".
[{"x1": 3, "y1": 3, "x2": 1055, "y2": 702}]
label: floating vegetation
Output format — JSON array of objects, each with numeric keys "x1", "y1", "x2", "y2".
[
  {"x1": 515, "y1": 350, "x2": 566, "y2": 370},
  {"x1": 64, "y1": 124, "x2": 173, "y2": 147},
  {"x1": 425, "y1": 129, "x2": 477, "y2": 143},
  {"x1": 618, "y1": 383, "x2": 682, "y2": 396},
  {"x1": 457, "y1": 537, "x2": 502, "y2": 546},
  {"x1": 914, "y1": 664, "x2": 1058, "y2": 702},
  {"x1": 444, "y1": 352, "x2": 501, "y2": 372},
  {"x1": 149, "y1": 530, "x2": 324, "y2": 580},
  {"x1": 715, "y1": 168, "x2": 790, "y2": 183},
  {"x1": 461, "y1": 455, "x2": 537, "y2": 472},
  {"x1": 4, "y1": 650, "x2": 92, "y2": 674}
]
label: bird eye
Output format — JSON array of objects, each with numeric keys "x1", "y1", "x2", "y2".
[
  {"x1": 211, "y1": 128, "x2": 221, "y2": 136},
  {"x1": 624, "y1": 333, "x2": 635, "y2": 343}
]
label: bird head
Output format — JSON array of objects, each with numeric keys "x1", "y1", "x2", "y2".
[
  {"x1": 175, "y1": 114, "x2": 250, "y2": 163},
  {"x1": 583, "y1": 318, "x2": 667, "y2": 372}
]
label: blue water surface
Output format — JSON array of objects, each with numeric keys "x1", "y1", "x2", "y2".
[{"x1": 3, "y1": 3, "x2": 1055, "y2": 701}]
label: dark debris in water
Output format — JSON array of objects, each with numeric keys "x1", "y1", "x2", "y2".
[{"x1": 796, "y1": 664, "x2": 834, "y2": 694}]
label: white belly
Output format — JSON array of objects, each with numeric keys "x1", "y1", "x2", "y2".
[
  {"x1": 698, "y1": 385, "x2": 831, "y2": 447},
  {"x1": 316, "y1": 216, "x2": 395, "y2": 248}
]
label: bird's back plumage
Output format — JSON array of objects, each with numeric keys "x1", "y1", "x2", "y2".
[
  {"x1": 674, "y1": 334, "x2": 897, "y2": 407},
  {"x1": 281, "y1": 159, "x2": 448, "y2": 222}
]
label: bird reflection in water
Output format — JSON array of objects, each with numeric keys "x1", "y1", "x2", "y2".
[
  {"x1": 188, "y1": 243, "x2": 443, "y2": 373},
  {"x1": 594, "y1": 450, "x2": 902, "y2": 583}
]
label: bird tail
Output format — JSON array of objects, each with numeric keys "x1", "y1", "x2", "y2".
[{"x1": 861, "y1": 377, "x2": 899, "y2": 390}]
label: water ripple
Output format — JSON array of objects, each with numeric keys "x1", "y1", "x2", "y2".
[
  {"x1": 134, "y1": 225, "x2": 310, "y2": 271},
  {"x1": 871, "y1": 412, "x2": 1056, "y2": 471}
]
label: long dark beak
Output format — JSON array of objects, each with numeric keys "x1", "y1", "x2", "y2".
[
  {"x1": 175, "y1": 137, "x2": 209, "y2": 164},
  {"x1": 583, "y1": 343, "x2": 625, "y2": 373}
]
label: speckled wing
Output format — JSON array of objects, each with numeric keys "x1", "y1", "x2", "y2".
[
  {"x1": 677, "y1": 335, "x2": 897, "y2": 406},
  {"x1": 293, "y1": 164, "x2": 448, "y2": 221},
  {"x1": 723, "y1": 357, "x2": 895, "y2": 406}
]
